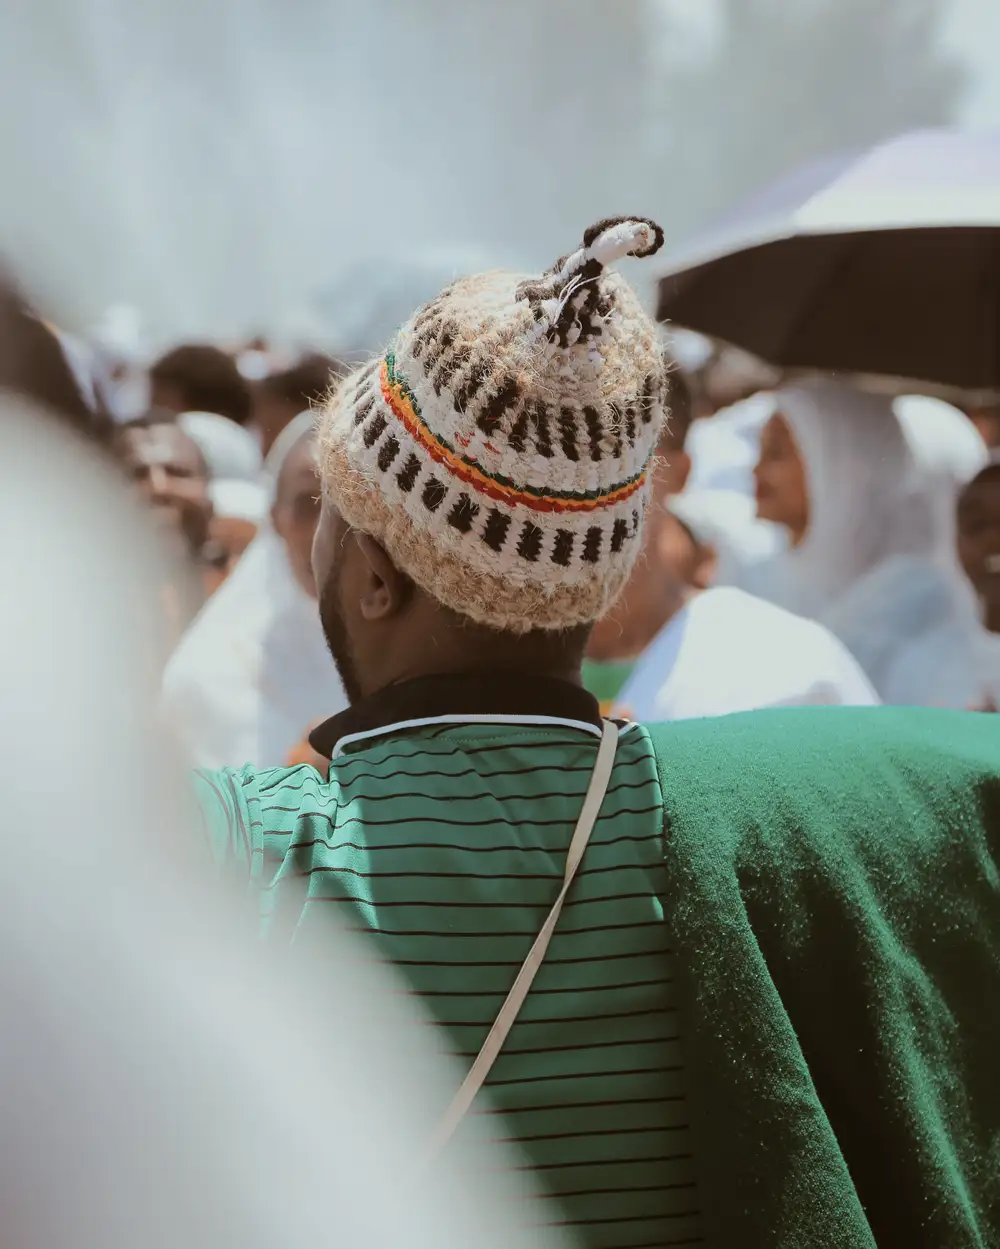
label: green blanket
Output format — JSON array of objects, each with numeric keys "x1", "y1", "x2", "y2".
[{"x1": 648, "y1": 705, "x2": 1000, "y2": 1248}]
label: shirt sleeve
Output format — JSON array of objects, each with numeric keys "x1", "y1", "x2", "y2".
[{"x1": 192, "y1": 767, "x2": 260, "y2": 875}]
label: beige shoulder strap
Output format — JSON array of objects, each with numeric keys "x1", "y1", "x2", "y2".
[{"x1": 425, "y1": 719, "x2": 620, "y2": 1158}]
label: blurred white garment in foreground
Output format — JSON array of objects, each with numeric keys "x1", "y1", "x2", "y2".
[
  {"x1": 0, "y1": 402, "x2": 559, "y2": 1249},
  {"x1": 615, "y1": 586, "x2": 878, "y2": 722}
]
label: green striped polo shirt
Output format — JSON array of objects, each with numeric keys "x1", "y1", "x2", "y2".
[{"x1": 196, "y1": 674, "x2": 704, "y2": 1249}]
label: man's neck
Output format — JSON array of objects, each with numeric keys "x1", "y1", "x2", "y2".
[{"x1": 388, "y1": 654, "x2": 584, "y2": 689}]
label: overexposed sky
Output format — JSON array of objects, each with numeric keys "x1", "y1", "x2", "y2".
[
  {"x1": 657, "y1": 0, "x2": 1000, "y2": 128},
  {"x1": 946, "y1": 0, "x2": 1000, "y2": 126}
]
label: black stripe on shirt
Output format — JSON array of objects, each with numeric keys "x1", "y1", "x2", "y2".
[
  {"x1": 436, "y1": 1005, "x2": 674, "y2": 1027},
  {"x1": 485, "y1": 1064, "x2": 682, "y2": 1087}
]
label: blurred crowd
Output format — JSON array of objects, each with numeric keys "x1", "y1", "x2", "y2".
[
  {"x1": 4, "y1": 268, "x2": 1000, "y2": 774},
  {"x1": 4, "y1": 193, "x2": 1000, "y2": 1249}
]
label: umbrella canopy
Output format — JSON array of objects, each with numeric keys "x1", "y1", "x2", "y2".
[{"x1": 656, "y1": 130, "x2": 1000, "y2": 394}]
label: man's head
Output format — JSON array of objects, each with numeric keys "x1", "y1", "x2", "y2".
[
  {"x1": 958, "y1": 462, "x2": 1000, "y2": 629},
  {"x1": 310, "y1": 216, "x2": 667, "y2": 702},
  {"x1": 149, "y1": 344, "x2": 252, "y2": 426},
  {"x1": 252, "y1": 354, "x2": 343, "y2": 456},
  {"x1": 116, "y1": 419, "x2": 212, "y2": 559}
]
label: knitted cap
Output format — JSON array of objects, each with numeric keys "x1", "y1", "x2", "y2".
[{"x1": 316, "y1": 216, "x2": 668, "y2": 632}]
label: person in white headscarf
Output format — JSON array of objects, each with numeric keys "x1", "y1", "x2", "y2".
[
  {"x1": 752, "y1": 381, "x2": 926, "y2": 615},
  {"x1": 752, "y1": 380, "x2": 987, "y2": 701},
  {"x1": 161, "y1": 412, "x2": 347, "y2": 768}
]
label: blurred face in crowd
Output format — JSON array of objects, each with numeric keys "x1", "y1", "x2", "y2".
[
  {"x1": 754, "y1": 413, "x2": 809, "y2": 543},
  {"x1": 654, "y1": 510, "x2": 717, "y2": 592},
  {"x1": 202, "y1": 515, "x2": 260, "y2": 596},
  {"x1": 118, "y1": 423, "x2": 212, "y2": 557},
  {"x1": 957, "y1": 465, "x2": 1000, "y2": 630},
  {"x1": 252, "y1": 388, "x2": 301, "y2": 458},
  {"x1": 272, "y1": 434, "x2": 322, "y2": 597},
  {"x1": 211, "y1": 516, "x2": 258, "y2": 567},
  {"x1": 587, "y1": 507, "x2": 714, "y2": 661},
  {"x1": 967, "y1": 405, "x2": 1000, "y2": 451},
  {"x1": 587, "y1": 427, "x2": 695, "y2": 662}
]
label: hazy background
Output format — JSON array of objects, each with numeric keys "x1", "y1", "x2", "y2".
[{"x1": 0, "y1": 0, "x2": 995, "y2": 347}]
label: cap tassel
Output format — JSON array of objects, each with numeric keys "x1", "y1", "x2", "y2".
[{"x1": 517, "y1": 216, "x2": 664, "y2": 348}]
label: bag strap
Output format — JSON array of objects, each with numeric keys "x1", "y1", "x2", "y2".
[{"x1": 425, "y1": 719, "x2": 620, "y2": 1158}]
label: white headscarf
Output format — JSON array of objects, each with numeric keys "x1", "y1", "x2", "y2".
[
  {"x1": 756, "y1": 381, "x2": 991, "y2": 703},
  {"x1": 161, "y1": 412, "x2": 347, "y2": 768},
  {"x1": 668, "y1": 488, "x2": 783, "y2": 587},
  {"x1": 869, "y1": 404, "x2": 994, "y2": 708},
  {"x1": 894, "y1": 395, "x2": 989, "y2": 563},
  {"x1": 208, "y1": 477, "x2": 270, "y2": 524},
  {"x1": 179, "y1": 410, "x2": 263, "y2": 481},
  {"x1": 685, "y1": 393, "x2": 776, "y2": 497},
  {"x1": 755, "y1": 379, "x2": 936, "y2": 619}
]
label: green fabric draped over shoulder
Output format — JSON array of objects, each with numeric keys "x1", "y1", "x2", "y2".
[{"x1": 648, "y1": 705, "x2": 1000, "y2": 1249}]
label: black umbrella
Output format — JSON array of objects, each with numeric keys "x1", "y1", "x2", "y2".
[{"x1": 656, "y1": 130, "x2": 1000, "y2": 394}]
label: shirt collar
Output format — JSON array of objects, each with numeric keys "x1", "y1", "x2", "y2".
[{"x1": 309, "y1": 670, "x2": 602, "y2": 759}]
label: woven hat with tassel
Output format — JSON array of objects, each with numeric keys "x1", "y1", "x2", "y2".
[{"x1": 316, "y1": 216, "x2": 669, "y2": 631}]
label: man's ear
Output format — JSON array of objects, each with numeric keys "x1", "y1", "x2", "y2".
[{"x1": 354, "y1": 532, "x2": 412, "y2": 621}]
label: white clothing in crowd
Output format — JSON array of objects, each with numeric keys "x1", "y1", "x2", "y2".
[
  {"x1": 161, "y1": 413, "x2": 347, "y2": 768},
  {"x1": 208, "y1": 477, "x2": 270, "y2": 525},
  {"x1": 877, "y1": 403, "x2": 994, "y2": 708},
  {"x1": 614, "y1": 586, "x2": 877, "y2": 723},
  {"x1": 894, "y1": 394, "x2": 989, "y2": 564},
  {"x1": 180, "y1": 408, "x2": 270, "y2": 541},
  {"x1": 179, "y1": 410, "x2": 263, "y2": 481},
  {"x1": 748, "y1": 380, "x2": 987, "y2": 704},
  {"x1": 670, "y1": 487, "x2": 783, "y2": 591},
  {"x1": 882, "y1": 612, "x2": 1000, "y2": 710},
  {"x1": 683, "y1": 395, "x2": 785, "y2": 590},
  {"x1": 752, "y1": 381, "x2": 933, "y2": 619},
  {"x1": 685, "y1": 393, "x2": 775, "y2": 497}
]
